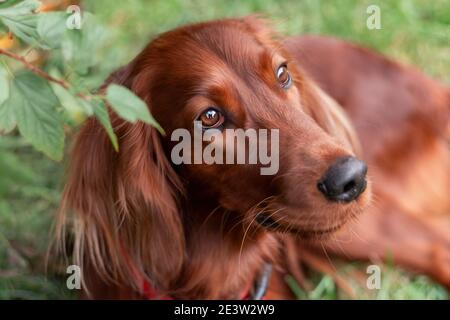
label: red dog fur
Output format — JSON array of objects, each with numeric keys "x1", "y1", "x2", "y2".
[
  {"x1": 286, "y1": 36, "x2": 450, "y2": 289},
  {"x1": 59, "y1": 17, "x2": 450, "y2": 299}
]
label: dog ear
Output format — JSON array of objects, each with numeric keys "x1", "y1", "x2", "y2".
[{"x1": 58, "y1": 63, "x2": 185, "y2": 295}]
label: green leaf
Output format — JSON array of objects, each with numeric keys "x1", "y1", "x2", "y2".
[
  {"x1": 0, "y1": 2, "x2": 63, "y2": 50},
  {"x1": 37, "y1": 12, "x2": 68, "y2": 49},
  {"x1": 78, "y1": 98, "x2": 94, "y2": 115},
  {"x1": 50, "y1": 77, "x2": 89, "y2": 124},
  {"x1": 0, "y1": 68, "x2": 15, "y2": 133},
  {"x1": 0, "y1": 102, "x2": 16, "y2": 134},
  {"x1": 106, "y1": 84, "x2": 164, "y2": 134},
  {"x1": 0, "y1": 0, "x2": 40, "y2": 17},
  {"x1": 92, "y1": 100, "x2": 119, "y2": 152},
  {"x1": 10, "y1": 72, "x2": 64, "y2": 160},
  {"x1": 0, "y1": 13, "x2": 41, "y2": 47},
  {"x1": 0, "y1": 2, "x2": 68, "y2": 50},
  {"x1": 0, "y1": 67, "x2": 10, "y2": 105},
  {"x1": 61, "y1": 13, "x2": 109, "y2": 76}
]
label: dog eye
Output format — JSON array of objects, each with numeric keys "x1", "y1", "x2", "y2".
[
  {"x1": 276, "y1": 64, "x2": 292, "y2": 89},
  {"x1": 198, "y1": 108, "x2": 224, "y2": 128}
]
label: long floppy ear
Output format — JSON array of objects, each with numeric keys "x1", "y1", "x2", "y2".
[
  {"x1": 58, "y1": 63, "x2": 185, "y2": 295},
  {"x1": 300, "y1": 79, "x2": 362, "y2": 155}
]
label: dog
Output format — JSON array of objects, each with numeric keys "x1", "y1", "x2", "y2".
[{"x1": 59, "y1": 17, "x2": 450, "y2": 299}]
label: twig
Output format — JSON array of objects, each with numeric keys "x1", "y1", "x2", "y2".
[
  {"x1": 0, "y1": 47, "x2": 70, "y2": 90},
  {"x1": 0, "y1": 47, "x2": 94, "y2": 100}
]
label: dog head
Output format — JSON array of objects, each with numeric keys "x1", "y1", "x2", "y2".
[{"x1": 60, "y1": 17, "x2": 371, "y2": 292}]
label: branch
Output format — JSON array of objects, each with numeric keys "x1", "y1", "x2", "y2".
[{"x1": 0, "y1": 47, "x2": 70, "y2": 90}]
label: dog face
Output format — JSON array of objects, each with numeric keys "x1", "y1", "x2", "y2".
[{"x1": 125, "y1": 17, "x2": 371, "y2": 237}]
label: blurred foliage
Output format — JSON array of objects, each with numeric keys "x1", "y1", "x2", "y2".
[
  {"x1": 85, "y1": 0, "x2": 450, "y2": 83},
  {"x1": 0, "y1": 135, "x2": 72, "y2": 299},
  {"x1": 0, "y1": 1, "x2": 157, "y2": 160},
  {"x1": 0, "y1": 0, "x2": 449, "y2": 299},
  {"x1": 286, "y1": 263, "x2": 448, "y2": 300}
]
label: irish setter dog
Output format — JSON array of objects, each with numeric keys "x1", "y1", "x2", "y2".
[{"x1": 59, "y1": 17, "x2": 450, "y2": 299}]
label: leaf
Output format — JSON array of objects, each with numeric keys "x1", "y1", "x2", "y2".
[
  {"x1": 50, "y1": 77, "x2": 89, "y2": 124},
  {"x1": 0, "y1": 104, "x2": 16, "y2": 134},
  {"x1": 92, "y1": 100, "x2": 119, "y2": 152},
  {"x1": 0, "y1": 2, "x2": 63, "y2": 50},
  {"x1": 37, "y1": 12, "x2": 67, "y2": 49},
  {"x1": 0, "y1": 67, "x2": 10, "y2": 105},
  {"x1": 106, "y1": 84, "x2": 164, "y2": 134},
  {"x1": 78, "y1": 98, "x2": 94, "y2": 115},
  {"x1": 0, "y1": 13, "x2": 42, "y2": 47},
  {"x1": 61, "y1": 13, "x2": 109, "y2": 75},
  {"x1": 0, "y1": 68, "x2": 15, "y2": 133},
  {"x1": 0, "y1": 0, "x2": 40, "y2": 17},
  {"x1": 10, "y1": 72, "x2": 64, "y2": 160}
]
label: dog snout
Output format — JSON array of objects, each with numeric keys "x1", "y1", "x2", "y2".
[{"x1": 317, "y1": 156, "x2": 367, "y2": 202}]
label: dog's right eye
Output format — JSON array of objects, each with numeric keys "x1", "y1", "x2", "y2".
[
  {"x1": 276, "y1": 63, "x2": 292, "y2": 89},
  {"x1": 198, "y1": 108, "x2": 224, "y2": 129}
]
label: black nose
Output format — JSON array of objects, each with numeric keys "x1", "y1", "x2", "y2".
[{"x1": 317, "y1": 156, "x2": 367, "y2": 202}]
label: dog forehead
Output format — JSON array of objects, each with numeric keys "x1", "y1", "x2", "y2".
[
  {"x1": 141, "y1": 22, "x2": 287, "y2": 119},
  {"x1": 152, "y1": 22, "x2": 272, "y2": 77},
  {"x1": 193, "y1": 23, "x2": 267, "y2": 59}
]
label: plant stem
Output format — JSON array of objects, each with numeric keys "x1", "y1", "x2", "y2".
[
  {"x1": 0, "y1": 48, "x2": 93, "y2": 100},
  {"x1": 0, "y1": 47, "x2": 70, "y2": 90}
]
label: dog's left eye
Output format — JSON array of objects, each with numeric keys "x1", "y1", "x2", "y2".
[
  {"x1": 276, "y1": 64, "x2": 292, "y2": 89},
  {"x1": 198, "y1": 108, "x2": 224, "y2": 128}
]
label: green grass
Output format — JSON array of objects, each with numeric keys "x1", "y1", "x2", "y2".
[
  {"x1": 84, "y1": 0, "x2": 450, "y2": 83},
  {"x1": 0, "y1": 136, "x2": 72, "y2": 299},
  {"x1": 286, "y1": 264, "x2": 448, "y2": 300},
  {"x1": 0, "y1": 0, "x2": 449, "y2": 299}
]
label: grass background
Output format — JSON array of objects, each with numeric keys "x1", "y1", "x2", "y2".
[{"x1": 0, "y1": 0, "x2": 449, "y2": 299}]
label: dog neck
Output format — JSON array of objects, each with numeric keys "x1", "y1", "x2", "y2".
[{"x1": 170, "y1": 199, "x2": 278, "y2": 299}]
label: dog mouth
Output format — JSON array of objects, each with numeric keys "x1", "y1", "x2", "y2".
[{"x1": 255, "y1": 214, "x2": 345, "y2": 238}]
